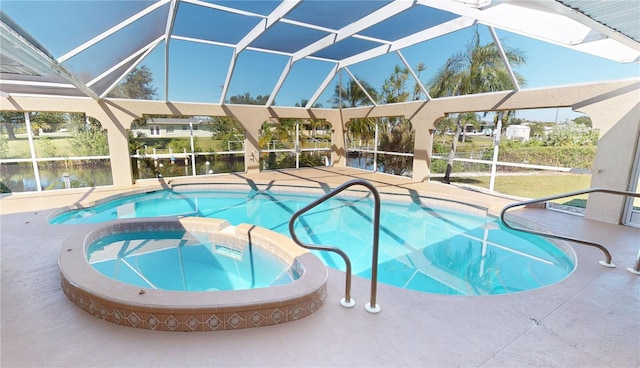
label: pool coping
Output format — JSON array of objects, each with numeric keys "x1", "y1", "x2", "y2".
[{"x1": 58, "y1": 217, "x2": 328, "y2": 331}]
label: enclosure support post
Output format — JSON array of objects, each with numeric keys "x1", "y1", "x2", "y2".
[
  {"x1": 24, "y1": 112, "x2": 42, "y2": 191},
  {"x1": 489, "y1": 111, "x2": 503, "y2": 192}
]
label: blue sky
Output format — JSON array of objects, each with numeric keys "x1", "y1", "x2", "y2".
[{"x1": 3, "y1": 1, "x2": 639, "y2": 123}]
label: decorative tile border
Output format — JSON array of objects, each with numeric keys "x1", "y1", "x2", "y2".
[
  {"x1": 59, "y1": 218, "x2": 328, "y2": 332},
  {"x1": 61, "y1": 276, "x2": 327, "y2": 332}
]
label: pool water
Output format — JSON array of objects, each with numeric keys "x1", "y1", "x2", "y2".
[
  {"x1": 88, "y1": 230, "x2": 299, "y2": 291},
  {"x1": 52, "y1": 188, "x2": 575, "y2": 295}
]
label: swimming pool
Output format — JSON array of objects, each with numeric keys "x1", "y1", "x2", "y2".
[{"x1": 50, "y1": 185, "x2": 576, "y2": 295}]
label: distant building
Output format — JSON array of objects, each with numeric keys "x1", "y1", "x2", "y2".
[
  {"x1": 481, "y1": 122, "x2": 496, "y2": 136},
  {"x1": 131, "y1": 117, "x2": 212, "y2": 138},
  {"x1": 459, "y1": 122, "x2": 495, "y2": 135},
  {"x1": 506, "y1": 124, "x2": 531, "y2": 142}
]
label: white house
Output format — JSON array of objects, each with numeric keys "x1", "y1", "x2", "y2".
[
  {"x1": 132, "y1": 117, "x2": 212, "y2": 138},
  {"x1": 506, "y1": 124, "x2": 531, "y2": 142}
]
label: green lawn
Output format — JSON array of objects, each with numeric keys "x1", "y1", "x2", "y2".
[
  {"x1": 443, "y1": 173, "x2": 592, "y2": 205},
  {"x1": 5, "y1": 135, "x2": 75, "y2": 158}
]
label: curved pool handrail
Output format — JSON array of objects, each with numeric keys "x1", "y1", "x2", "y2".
[
  {"x1": 500, "y1": 187, "x2": 640, "y2": 272},
  {"x1": 288, "y1": 179, "x2": 381, "y2": 313}
]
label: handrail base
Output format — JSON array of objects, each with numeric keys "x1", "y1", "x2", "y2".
[
  {"x1": 341, "y1": 298, "x2": 356, "y2": 308},
  {"x1": 365, "y1": 302, "x2": 381, "y2": 314},
  {"x1": 598, "y1": 261, "x2": 616, "y2": 268}
]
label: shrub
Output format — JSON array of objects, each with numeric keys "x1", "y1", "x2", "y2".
[{"x1": 497, "y1": 145, "x2": 596, "y2": 170}]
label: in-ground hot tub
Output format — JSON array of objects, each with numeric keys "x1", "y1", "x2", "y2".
[{"x1": 59, "y1": 217, "x2": 328, "y2": 331}]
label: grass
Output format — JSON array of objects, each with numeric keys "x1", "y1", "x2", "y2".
[
  {"x1": 5, "y1": 135, "x2": 74, "y2": 158},
  {"x1": 433, "y1": 134, "x2": 495, "y2": 151},
  {"x1": 443, "y1": 173, "x2": 592, "y2": 205},
  {"x1": 433, "y1": 135, "x2": 594, "y2": 206}
]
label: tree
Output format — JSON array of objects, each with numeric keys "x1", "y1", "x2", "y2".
[
  {"x1": 259, "y1": 119, "x2": 296, "y2": 150},
  {"x1": 528, "y1": 122, "x2": 548, "y2": 140},
  {"x1": 0, "y1": 112, "x2": 66, "y2": 139},
  {"x1": 434, "y1": 116, "x2": 457, "y2": 145},
  {"x1": 545, "y1": 122, "x2": 598, "y2": 146},
  {"x1": 67, "y1": 113, "x2": 109, "y2": 156},
  {"x1": 429, "y1": 28, "x2": 527, "y2": 183},
  {"x1": 205, "y1": 116, "x2": 244, "y2": 151},
  {"x1": 206, "y1": 117, "x2": 242, "y2": 138},
  {"x1": 458, "y1": 111, "x2": 480, "y2": 143},
  {"x1": 70, "y1": 124, "x2": 109, "y2": 156},
  {"x1": 294, "y1": 99, "x2": 322, "y2": 108},
  {"x1": 380, "y1": 62, "x2": 428, "y2": 103},
  {"x1": 381, "y1": 65, "x2": 410, "y2": 104},
  {"x1": 0, "y1": 112, "x2": 24, "y2": 140},
  {"x1": 347, "y1": 118, "x2": 376, "y2": 148},
  {"x1": 107, "y1": 65, "x2": 156, "y2": 99},
  {"x1": 573, "y1": 116, "x2": 592, "y2": 128},
  {"x1": 490, "y1": 110, "x2": 519, "y2": 133},
  {"x1": 332, "y1": 77, "x2": 378, "y2": 148},
  {"x1": 0, "y1": 132, "x2": 8, "y2": 158},
  {"x1": 377, "y1": 118, "x2": 415, "y2": 176},
  {"x1": 31, "y1": 112, "x2": 69, "y2": 135},
  {"x1": 228, "y1": 93, "x2": 269, "y2": 105},
  {"x1": 330, "y1": 77, "x2": 377, "y2": 108},
  {"x1": 377, "y1": 65, "x2": 423, "y2": 176},
  {"x1": 412, "y1": 62, "x2": 428, "y2": 100},
  {"x1": 295, "y1": 99, "x2": 324, "y2": 137},
  {"x1": 258, "y1": 119, "x2": 296, "y2": 170}
]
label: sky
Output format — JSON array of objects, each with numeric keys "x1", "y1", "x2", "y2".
[{"x1": 2, "y1": 1, "x2": 639, "y2": 123}]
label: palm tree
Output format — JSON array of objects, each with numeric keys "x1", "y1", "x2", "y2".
[
  {"x1": 381, "y1": 62, "x2": 428, "y2": 103},
  {"x1": 377, "y1": 118, "x2": 414, "y2": 176},
  {"x1": 429, "y1": 28, "x2": 526, "y2": 184},
  {"x1": 347, "y1": 118, "x2": 376, "y2": 148},
  {"x1": 412, "y1": 61, "x2": 428, "y2": 100},
  {"x1": 331, "y1": 76, "x2": 377, "y2": 108},
  {"x1": 381, "y1": 65, "x2": 410, "y2": 103},
  {"x1": 294, "y1": 99, "x2": 322, "y2": 109},
  {"x1": 331, "y1": 76, "x2": 378, "y2": 148},
  {"x1": 459, "y1": 111, "x2": 481, "y2": 143},
  {"x1": 259, "y1": 120, "x2": 295, "y2": 150},
  {"x1": 295, "y1": 99, "x2": 323, "y2": 137},
  {"x1": 434, "y1": 116, "x2": 457, "y2": 145}
]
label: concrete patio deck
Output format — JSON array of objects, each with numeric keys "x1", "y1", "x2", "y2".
[{"x1": 1, "y1": 167, "x2": 638, "y2": 367}]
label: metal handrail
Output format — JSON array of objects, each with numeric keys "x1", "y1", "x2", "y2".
[
  {"x1": 288, "y1": 179, "x2": 382, "y2": 313},
  {"x1": 500, "y1": 187, "x2": 640, "y2": 273}
]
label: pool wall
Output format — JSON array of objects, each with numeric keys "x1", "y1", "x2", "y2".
[{"x1": 59, "y1": 217, "x2": 328, "y2": 331}]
